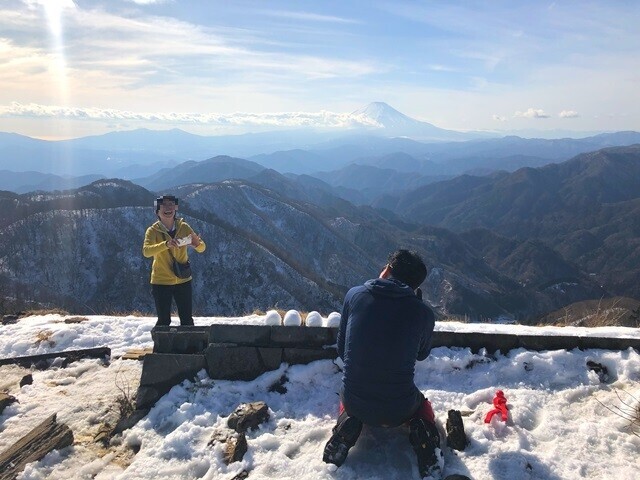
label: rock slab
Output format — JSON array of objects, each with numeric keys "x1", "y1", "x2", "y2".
[{"x1": 0, "y1": 414, "x2": 73, "y2": 480}]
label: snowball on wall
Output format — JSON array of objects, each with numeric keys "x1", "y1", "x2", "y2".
[
  {"x1": 325, "y1": 312, "x2": 341, "y2": 328},
  {"x1": 305, "y1": 311, "x2": 322, "y2": 327},
  {"x1": 283, "y1": 310, "x2": 302, "y2": 326},
  {"x1": 264, "y1": 310, "x2": 282, "y2": 325}
]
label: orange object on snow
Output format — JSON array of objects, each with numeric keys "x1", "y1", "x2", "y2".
[{"x1": 484, "y1": 390, "x2": 508, "y2": 423}]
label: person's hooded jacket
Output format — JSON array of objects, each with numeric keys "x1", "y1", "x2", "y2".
[
  {"x1": 337, "y1": 277, "x2": 435, "y2": 427},
  {"x1": 142, "y1": 218, "x2": 206, "y2": 285}
]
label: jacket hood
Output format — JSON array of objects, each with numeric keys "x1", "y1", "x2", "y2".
[{"x1": 364, "y1": 278, "x2": 416, "y2": 298}]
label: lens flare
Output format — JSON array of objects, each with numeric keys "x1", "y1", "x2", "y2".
[{"x1": 43, "y1": 1, "x2": 74, "y2": 106}]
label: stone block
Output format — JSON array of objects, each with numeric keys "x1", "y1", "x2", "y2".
[
  {"x1": 209, "y1": 324, "x2": 271, "y2": 346},
  {"x1": 205, "y1": 344, "x2": 266, "y2": 381},
  {"x1": 270, "y1": 325, "x2": 336, "y2": 347},
  {"x1": 432, "y1": 331, "x2": 520, "y2": 354},
  {"x1": 518, "y1": 335, "x2": 577, "y2": 351},
  {"x1": 282, "y1": 347, "x2": 337, "y2": 365},
  {"x1": 578, "y1": 336, "x2": 640, "y2": 351},
  {"x1": 257, "y1": 347, "x2": 283, "y2": 371},
  {"x1": 139, "y1": 353, "x2": 207, "y2": 386},
  {"x1": 151, "y1": 326, "x2": 209, "y2": 354},
  {"x1": 136, "y1": 386, "x2": 161, "y2": 411},
  {"x1": 136, "y1": 353, "x2": 207, "y2": 409}
]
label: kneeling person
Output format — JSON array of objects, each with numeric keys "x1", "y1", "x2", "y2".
[{"x1": 323, "y1": 249, "x2": 441, "y2": 478}]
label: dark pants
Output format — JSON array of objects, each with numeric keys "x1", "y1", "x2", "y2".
[
  {"x1": 152, "y1": 281, "x2": 194, "y2": 326},
  {"x1": 333, "y1": 394, "x2": 436, "y2": 447}
]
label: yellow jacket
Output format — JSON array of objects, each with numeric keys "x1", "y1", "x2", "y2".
[{"x1": 143, "y1": 218, "x2": 206, "y2": 285}]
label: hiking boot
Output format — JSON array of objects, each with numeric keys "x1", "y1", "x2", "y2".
[
  {"x1": 322, "y1": 413, "x2": 363, "y2": 467},
  {"x1": 409, "y1": 418, "x2": 442, "y2": 479}
]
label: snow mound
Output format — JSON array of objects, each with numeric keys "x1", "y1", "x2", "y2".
[
  {"x1": 325, "y1": 312, "x2": 341, "y2": 327},
  {"x1": 305, "y1": 311, "x2": 322, "y2": 327},
  {"x1": 283, "y1": 310, "x2": 302, "y2": 326},
  {"x1": 264, "y1": 310, "x2": 281, "y2": 325}
]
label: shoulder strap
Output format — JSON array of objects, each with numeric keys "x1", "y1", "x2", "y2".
[{"x1": 161, "y1": 230, "x2": 177, "y2": 260}]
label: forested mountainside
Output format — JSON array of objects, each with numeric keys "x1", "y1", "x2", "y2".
[{"x1": 0, "y1": 178, "x2": 605, "y2": 320}]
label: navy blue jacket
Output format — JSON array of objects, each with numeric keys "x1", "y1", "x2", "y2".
[{"x1": 337, "y1": 277, "x2": 435, "y2": 427}]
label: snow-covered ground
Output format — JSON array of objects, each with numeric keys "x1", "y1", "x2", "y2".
[{"x1": 0, "y1": 314, "x2": 639, "y2": 480}]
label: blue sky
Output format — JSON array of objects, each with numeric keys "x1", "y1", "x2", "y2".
[{"x1": 1, "y1": 0, "x2": 639, "y2": 139}]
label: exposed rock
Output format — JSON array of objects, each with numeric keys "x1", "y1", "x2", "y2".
[
  {"x1": 93, "y1": 423, "x2": 113, "y2": 447},
  {"x1": 223, "y1": 433, "x2": 248, "y2": 465},
  {"x1": 268, "y1": 374, "x2": 288, "y2": 394},
  {"x1": 446, "y1": 410, "x2": 468, "y2": 451},
  {"x1": 64, "y1": 316, "x2": 89, "y2": 324},
  {"x1": 0, "y1": 413, "x2": 73, "y2": 480},
  {"x1": 207, "y1": 429, "x2": 230, "y2": 447},
  {"x1": 1, "y1": 315, "x2": 18, "y2": 325},
  {"x1": 19, "y1": 374, "x2": 33, "y2": 387},
  {"x1": 227, "y1": 401, "x2": 270, "y2": 433},
  {"x1": 0, "y1": 393, "x2": 17, "y2": 415},
  {"x1": 586, "y1": 360, "x2": 609, "y2": 383}
]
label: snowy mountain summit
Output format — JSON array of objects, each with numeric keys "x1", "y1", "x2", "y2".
[
  {"x1": 351, "y1": 102, "x2": 423, "y2": 129},
  {"x1": 350, "y1": 102, "x2": 472, "y2": 141}
]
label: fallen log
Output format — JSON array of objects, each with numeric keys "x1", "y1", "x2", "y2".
[
  {"x1": 0, "y1": 347, "x2": 111, "y2": 368},
  {"x1": 0, "y1": 413, "x2": 73, "y2": 480}
]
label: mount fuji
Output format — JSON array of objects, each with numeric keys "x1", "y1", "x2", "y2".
[{"x1": 351, "y1": 102, "x2": 485, "y2": 141}]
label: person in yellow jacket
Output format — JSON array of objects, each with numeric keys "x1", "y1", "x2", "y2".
[{"x1": 143, "y1": 195, "x2": 206, "y2": 326}]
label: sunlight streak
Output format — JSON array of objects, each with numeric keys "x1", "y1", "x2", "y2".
[{"x1": 42, "y1": 1, "x2": 74, "y2": 106}]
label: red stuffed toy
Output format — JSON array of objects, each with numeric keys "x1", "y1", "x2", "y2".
[{"x1": 484, "y1": 390, "x2": 508, "y2": 423}]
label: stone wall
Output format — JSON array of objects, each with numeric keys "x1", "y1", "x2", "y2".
[{"x1": 135, "y1": 324, "x2": 640, "y2": 410}]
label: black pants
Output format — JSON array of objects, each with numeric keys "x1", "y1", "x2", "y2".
[{"x1": 152, "y1": 281, "x2": 194, "y2": 326}]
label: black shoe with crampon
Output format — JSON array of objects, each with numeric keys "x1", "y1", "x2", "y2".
[
  {"x1": 409, "y1": 418, "x2": 443, "y2": 479},
  {"x1": 322, "y1": 413, "x2": 363, "y2": 467}
]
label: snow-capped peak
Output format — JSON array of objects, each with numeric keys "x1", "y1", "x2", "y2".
[{"x1": 351, "y1": 102, "x2": 415, "y2": 127}]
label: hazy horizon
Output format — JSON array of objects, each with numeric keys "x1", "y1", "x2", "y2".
[{"x1": 1, "y1": 1, "x2": 639, "y2": 140}]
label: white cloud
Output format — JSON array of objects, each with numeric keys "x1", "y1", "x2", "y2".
[
  {"x1": 123, "y1": 0, "x2": 168, "y2": 4},
  {"x1": 22, "y1": 0, "x2": 76, "y2": 9},
  {"x1": 0, "y1": 102, "x2": 381, "y2": 129},
  {"x1": 515, "y1": 108, "x2": 550, "y2": 119},
  {"x1": 261, "y1": 10, "x2": 360, "y2": 24},
  {"x1": 559, "y1": 110, "x2": 579, "y2": 118}
]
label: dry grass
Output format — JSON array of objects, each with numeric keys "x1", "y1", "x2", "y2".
[
  {"x1": 560, "y1": 298, "x2": 629, "y2": 327},
  {"x1": 20, "y1": 308, "x2": 69, "y2": 318},
  {"x1": 438, "y1": 314, "x2": 473, "y2": 323},
  {"x1": 104, "y1": 310, "x2": 150, "y2": 317},
  {"x1": 113, "y1": 366, "x2": 136, "y2": 420},
  {"x1": 34, "y1": 330, "x2": 56, "y2": 347},
  {"x1": 596, "y1": 389, "x2": 640, "y2": 438},
  {"x1": 537, "y1": 297, "x2": 640, "y2": 327}
]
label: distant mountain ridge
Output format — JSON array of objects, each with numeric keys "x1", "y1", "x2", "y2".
[
  {"x1": 0, "y1": 171, "x2": 105, "y2": 194},
  {"x1": 0, "y1": 177, "x2": 606, "y2": 320},
  {"x1": 382, "y1": 144, "x2": 640, "y2": 301},
  {"x1": 134, "y1": 155, "x2": 266, "y2": 191},
  {"x1": 3, "y1": 102, "x2": 638, "y2": 180}
]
